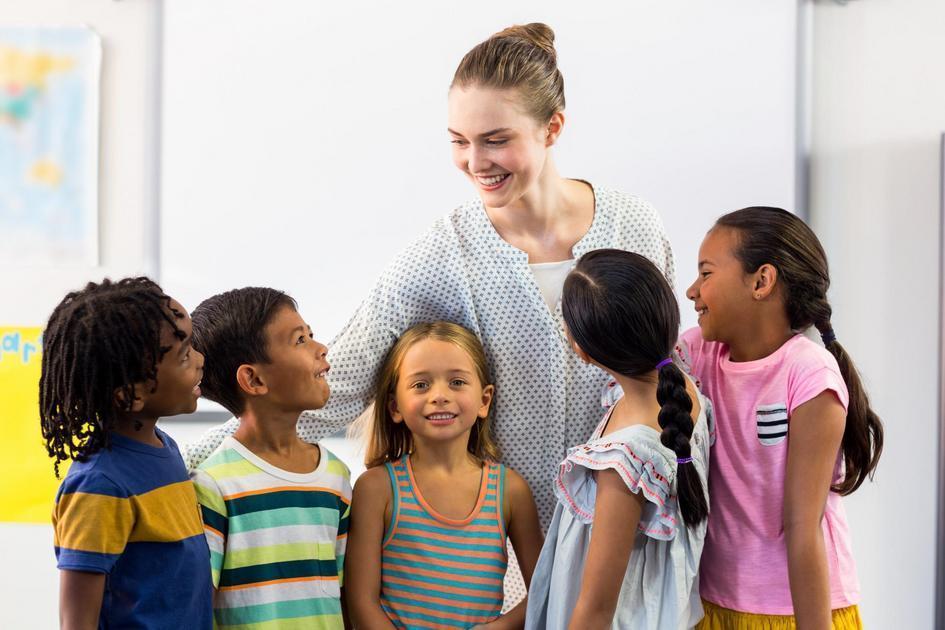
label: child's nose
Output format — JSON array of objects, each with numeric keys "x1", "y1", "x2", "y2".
[{"x1": 685, "y1": 279, "x2": 699, "y2": 301}]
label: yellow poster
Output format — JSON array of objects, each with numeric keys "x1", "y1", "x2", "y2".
[{"x1": 0, "y1": 326, "x2": 62, "y2": 523}]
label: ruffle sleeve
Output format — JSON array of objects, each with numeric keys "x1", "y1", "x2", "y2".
[{"x1": 553, "y1": 430, "x2": 679, "y2": 540}]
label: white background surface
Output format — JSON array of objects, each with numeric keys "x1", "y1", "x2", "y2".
[{"x1": 160, "y1": 0, "x2": 798, "y2": 340}]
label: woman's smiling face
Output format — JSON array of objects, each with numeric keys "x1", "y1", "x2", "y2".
[{"x1": 448, "y1": 85, "x2": 556, "y2": 209}]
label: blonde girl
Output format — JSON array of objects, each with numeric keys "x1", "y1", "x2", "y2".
[{"x1": 346, "y1": 322, "x2": 542, "y2": 630}]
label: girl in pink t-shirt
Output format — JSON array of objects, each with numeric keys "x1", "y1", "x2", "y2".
[{"x1": 679, "y1": 207, "x2": 883, "y2": 629}]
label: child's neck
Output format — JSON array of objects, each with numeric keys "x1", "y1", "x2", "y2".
[
  {"x1": 606, "y1": 373, "x2": 662, "y2": 435},
  {"x1": 409, "y1": 435, "x2": 480, "y2": 475},
  {"x1": 726, "y1": 316, "x2": 795, "y2": 362},
  {"x1": 113, "y1": 415, "x2": 162, "y2": 447},
  {"x1": 235, "y1": 403, "x2": 320, "y2": 473}
]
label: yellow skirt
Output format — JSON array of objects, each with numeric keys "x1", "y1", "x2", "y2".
[{"x1": 696, "y1": 599, "x2": 863, "y2": 630}]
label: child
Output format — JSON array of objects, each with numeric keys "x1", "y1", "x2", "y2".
[
  {"x1": 681, "y1": 207, "x2": 883, "y2": 629},
  {"x1": 345, "y1": 321, "x2": 543, "y2": 629},
  {"x1": 188, "y1": 287, "x2": 351, "y2": 629},
  {"x1": 40, "y1": 277, "x2": 212, "y2": 629},
  {"x1": 525, "y1": 249, "x2": 712, "y2": 630}
]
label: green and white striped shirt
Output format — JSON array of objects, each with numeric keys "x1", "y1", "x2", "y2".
[{"x1": 192, "y1": 437, "x2": 351, "y2": 629}]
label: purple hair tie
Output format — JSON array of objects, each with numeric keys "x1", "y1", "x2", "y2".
[
  {"x1": 676, "y1": 456, "x2": 694, "y2": 465},
  {"x1": 655, "y1": 358, "x2": 673, "y2": 370}
]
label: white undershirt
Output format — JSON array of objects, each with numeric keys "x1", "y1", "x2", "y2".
[{"x1": 529, "y1": 259, "x2": 576, "y2": 311}]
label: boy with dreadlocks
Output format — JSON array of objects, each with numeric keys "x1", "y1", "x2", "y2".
[{"x1": 40, "y1": 277, "x2": 212, "y2": 629}]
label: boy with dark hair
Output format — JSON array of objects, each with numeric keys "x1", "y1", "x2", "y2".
[
  {"x1": 41, "y1": 277, "x2": 211, "y2": 629},
  {"x1": 189, "y1": 287, "x2": 350, "y2": 629}
]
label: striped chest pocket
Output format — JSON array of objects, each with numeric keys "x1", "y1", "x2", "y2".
[{"x1": 756, "y1": 403, "x2": 788, "y2": 446}]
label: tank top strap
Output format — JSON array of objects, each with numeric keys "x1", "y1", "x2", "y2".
[{"x1": 381, "y1": 457, "x2": 411, "y2": 547}]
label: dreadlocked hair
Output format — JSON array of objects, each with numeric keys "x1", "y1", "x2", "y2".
[{"x1": 39, "y1": 277, "x2": 185, "y2": 478}]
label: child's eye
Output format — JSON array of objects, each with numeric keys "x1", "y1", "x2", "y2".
[
  {"x1": 450, "y1": 378, "x2": 467, "y2": 387},
  {"x1": 297, "y1": 335, "x2": 307, "y2": 345},
  {"x1": 411, "y1": 382, "x2": 429, "y2": 390}
]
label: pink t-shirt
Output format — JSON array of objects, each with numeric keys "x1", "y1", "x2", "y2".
[{"x1": 676, "y1": 327, "x2": 860, "y2": 614}]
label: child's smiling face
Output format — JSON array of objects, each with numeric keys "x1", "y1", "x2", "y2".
[
  {"x1": 255, "y1": 305, "x2": 330, "y2": 413},
  {"x1": 686, "y1": 228, "x2": 757, "y2": 344},
  {"x1": 136, "y1": 298, "x2": 205, "y2": 418},
  {"x1": 388, "y1": 338, "x2": 494, "y2": 447}
]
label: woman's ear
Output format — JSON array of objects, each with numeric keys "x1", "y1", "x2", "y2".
[
  {"x1": 751, "y1": 263, "x2": 779, "y2": 300},
  {"x1": 545, "y1": 111, "x2": 565, "y2": 147},
  {"x1": 236, "y1": 364, "x2": 268, "y2": 397}
]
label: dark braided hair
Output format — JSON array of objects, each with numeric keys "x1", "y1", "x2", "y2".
[
  {"x1": 562, "y1": 249, "x2": 708, "y2": 527},
  {"x1": 715, "y1": 207, "x2": 883, "y2": 494},
  {"x1": 40, "y1": 277, "x2": 185, "y2": 478}
]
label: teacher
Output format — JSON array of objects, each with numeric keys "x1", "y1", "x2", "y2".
[{"x1": 186, "y1": 22, "x2": 673, "y2": 531}]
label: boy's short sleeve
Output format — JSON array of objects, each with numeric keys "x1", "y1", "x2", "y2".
[
  {"x1": 191, "y1": 468, "x2": 228, "y2": 588},
  {"x1": 53, "y1": 470, "x2": 134, "y2": 574}
]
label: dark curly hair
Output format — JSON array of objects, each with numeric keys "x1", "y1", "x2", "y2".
[{"x1": 39, "y1": 277, "x2": 185, "y2": 477}]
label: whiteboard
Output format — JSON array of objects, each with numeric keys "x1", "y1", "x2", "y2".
[{"x1": 161, "y1": 0, "x2": 797, "y2": 340}]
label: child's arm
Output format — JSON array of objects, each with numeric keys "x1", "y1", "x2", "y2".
[
  {"x1": 568, "y1": 469, "x2": 645, "y2": 630},
  {"x1": 345, "y1": 467, "x2": 397, "y2": 630},
  {"x1": 784, "y1": 391, "x2": 846, "y2": 630},
  {"x1": 59, "y1": 570, "x2": 104, "y2": 630},
  {"x1": 475, "y1": 469, "x2": 542, "y2": 630}
]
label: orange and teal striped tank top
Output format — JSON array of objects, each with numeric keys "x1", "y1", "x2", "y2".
[{"x1": 380, "y1": 456, "x2": 508, "y2": 629}]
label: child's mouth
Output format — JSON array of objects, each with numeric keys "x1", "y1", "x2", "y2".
[{"x1": 426, "y1": 413, "x2": 457, "y2": 426}]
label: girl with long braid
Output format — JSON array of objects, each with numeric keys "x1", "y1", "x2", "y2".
[
  {"x1": 681, "y1": 207, "x2": 883, "y2": 629},
  {"x1": 526, "y1": 249, "x2": 711, "y2": 629}
]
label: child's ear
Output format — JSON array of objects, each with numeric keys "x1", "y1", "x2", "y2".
[
  {"x1": 571, "y1": 340, "x2": 593, "y2": 365},
  {"x1": 388, "y1": 397, "x2": 404, "y2": 423},
  {"x1": 478, "y1": 384, "x2": 495, "y2": 419},
  {"x1": 236, "y1": 364, "x2": 268, "y2": 397},
  {"x1": 752, "y1": 263, "x2": 779, "y2": 300},
  {"x1": 113, "y1": 384, "x2": 145, "y2": 413}
]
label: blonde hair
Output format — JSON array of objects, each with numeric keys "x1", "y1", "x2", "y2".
[
  {"x1": 365, "y1": 321, "x2": 501, "y2": 468},
  {"x1": 451, "y1": 22, "x2": 565, "y2": 123}
]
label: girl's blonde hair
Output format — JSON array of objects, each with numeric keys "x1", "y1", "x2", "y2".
[
  {"x1": 365, "y1": 321, "x2": 501, "y2": 468},
  {"x1": 451, "y1": 22, "x2": 565, "y2": 124}
]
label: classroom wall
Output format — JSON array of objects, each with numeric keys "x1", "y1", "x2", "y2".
[
  {"x1": 0, "y1": 0, "x2": 161, "y2": 326},
  {"x1": 809, "y1": 0, "x2": 945, "y2": 627}
]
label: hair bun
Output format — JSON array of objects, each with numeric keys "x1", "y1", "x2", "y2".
[{"x1": 494, "y1": 23, "x2": 556, "y2": 60}]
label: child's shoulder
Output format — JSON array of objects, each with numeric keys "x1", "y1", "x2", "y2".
[
  {"x1": 319, "y1": 445, "x2": 352, "y2": 480},
  {"x1": 58, "y1": 453, "x2": 126, "y2": 498},
  {"x1": 782, "y1": 333, "x2": 840, "y2": 371}
]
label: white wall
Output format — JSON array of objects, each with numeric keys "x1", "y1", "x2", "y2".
[
  {"x1": 810, "y1": 0, "x2": 945, "y2": 627},
  {"x1": 0, "y1": 0, "x2": 161, "y2": 326}
]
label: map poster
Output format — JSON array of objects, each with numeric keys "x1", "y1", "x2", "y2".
[{"x1": 0, "y1": 27, "x2": 101, "y2": 266}]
